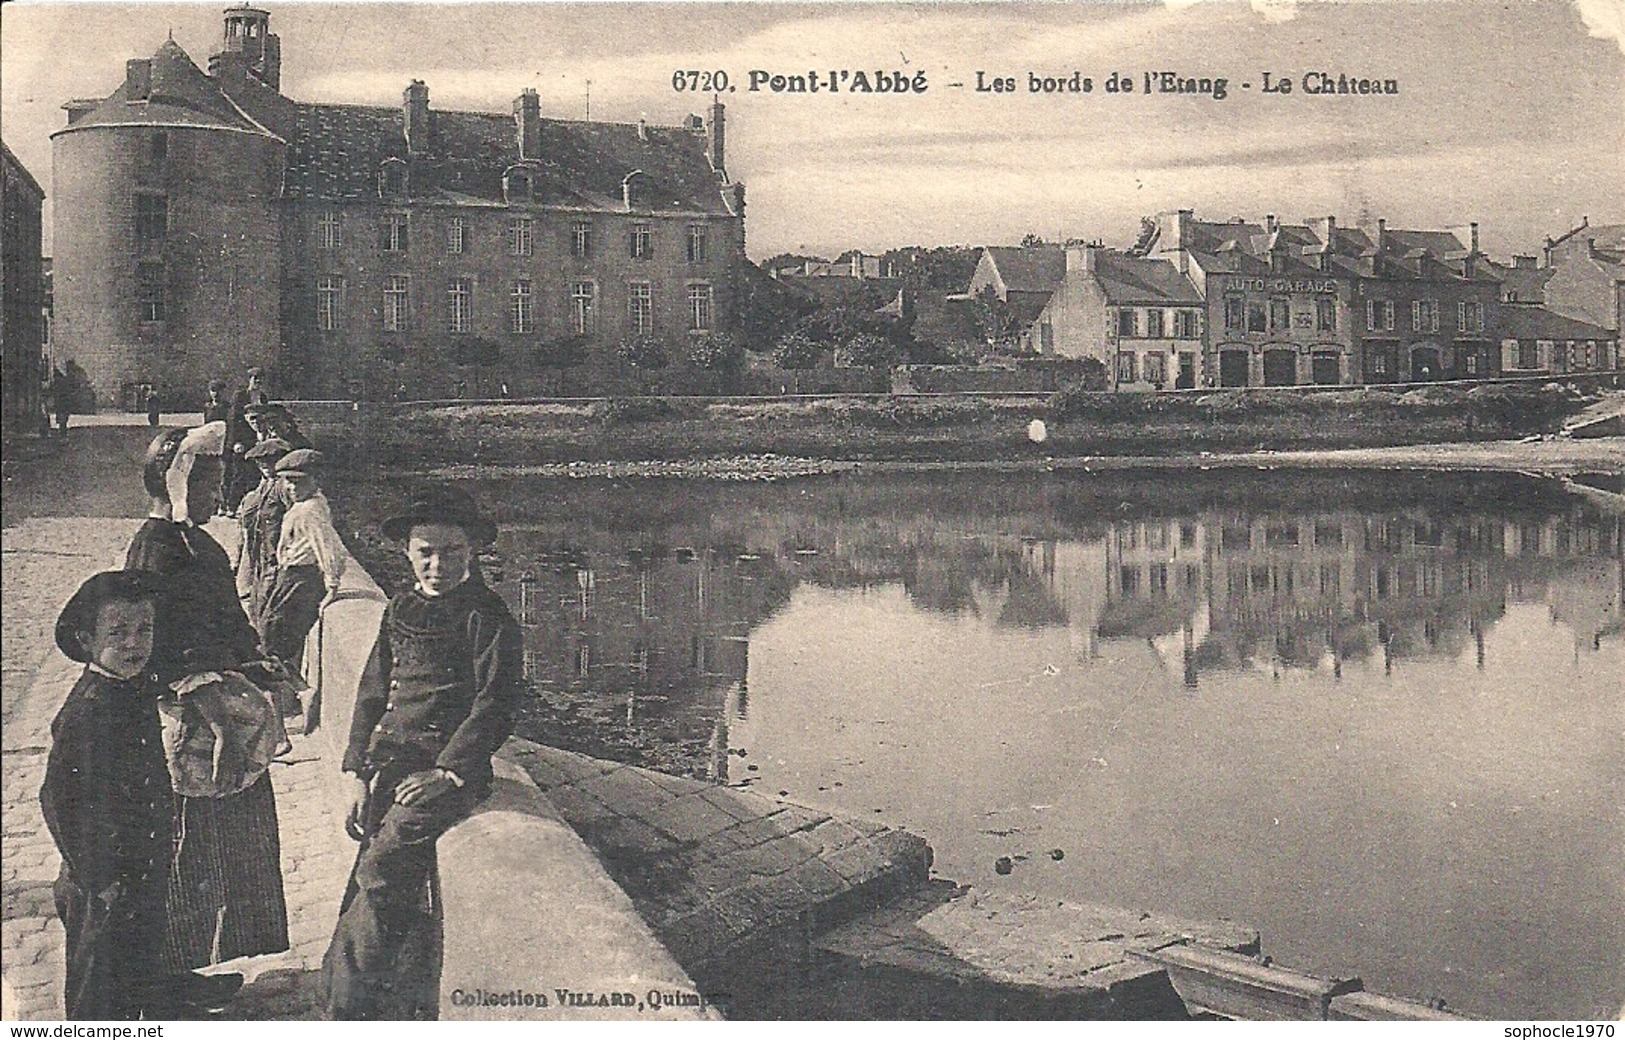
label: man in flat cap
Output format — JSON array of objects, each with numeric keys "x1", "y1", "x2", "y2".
[
  {"x1": 261, "y1": 403, "x2": 313, "y2": 452},
  {"x1": 237, "y1": 438, "x2": 293, "y2": 634},
  {"x1": 221, "y1": 368, "x2": 266, "y2": 515},
  {"x1": 259, "y1": 449, "x2": 345, "y2": 715},
  {"x1": 322, "y1": 486, "x2": 521, "y2": 1020}
]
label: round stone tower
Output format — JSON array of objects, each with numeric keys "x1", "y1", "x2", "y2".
[{"x1": 51, "y1": 31, "x2": 285, "y2": 410}]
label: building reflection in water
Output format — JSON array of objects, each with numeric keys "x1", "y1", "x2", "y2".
[{"x1": 481, "y1": 474, "x2": 1622, "y2": 776}]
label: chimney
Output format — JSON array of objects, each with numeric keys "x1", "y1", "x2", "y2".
[
  {"x1": 637, "y1": 116, "x2": 648, "y2": 142},
  {"x1": 126, "y1": 59, "x2": 152, "y2": 101},
  {"x1": 1469, "y1": 221, "x2": 1480, "y2": 254},
  {"x1": 706, "y1": 99, "x2": 726, "y2": 178},
  {"x1": 403, "y1": 80, "x2": 430, "y2": 154},
  {"x1": 513, "y1": 89, "x2": 540, "y2": 160},
  {"x1": 1376, "y1": 218, "x2": 1387, "y2": 250},
  {"x1": 1065, "y1": 242, "x2": 1097, "y2": 274},
  {"x1": 1266, "y1": 214, "x2": 1278, "y2": 233},
  {"x1": 63, "y1": 99, "x2": 100, "y2": 125}
]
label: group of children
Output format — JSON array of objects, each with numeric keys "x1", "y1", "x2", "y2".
[{"x1": 42, "y1": 438, "x2": 523, "y2": 1020}]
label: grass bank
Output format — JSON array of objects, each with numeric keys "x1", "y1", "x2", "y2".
[{"x1": 329, "y1": 383, "x2": 1599, "y2": 473}]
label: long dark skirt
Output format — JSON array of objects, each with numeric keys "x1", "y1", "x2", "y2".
[{"x1": 160, "y1": 773, "x2": 290, "y2": 971}]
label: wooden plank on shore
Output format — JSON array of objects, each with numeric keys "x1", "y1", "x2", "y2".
[
  {"x1": 1329, "y1": 991, "x2": 1471, "y2": 1021},
  {"x1": 1130, "y1": 943, "x2": 1362, "y2": 1021}
]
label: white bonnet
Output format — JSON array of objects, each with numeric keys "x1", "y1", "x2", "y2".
[{"x1": 166, "y1": 421, "x2": 227, "y2": 523}]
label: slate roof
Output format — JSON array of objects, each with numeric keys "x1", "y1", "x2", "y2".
[
  {"x1": 1482, "y1": 258, "x2": 1554, "y2": 302},
  {"x1": 53, "y1": 39, "x2": 276, "y2": 139},
  {"x1": 1497, "y1": 305, "x2": 1615, "y2": 341},
  {"x1": 982, "y1": 246, "x2": 1066, "y2": 294},
  {"x1": 1549, "y1": 220, "x2": 1625, "y2": 256},
  {"x1": 1091, "y1": 249, "x2": 1202, "y2": 305},
  {"x1": 284, "y1": 102, "x2": 729, "y2": 212}
]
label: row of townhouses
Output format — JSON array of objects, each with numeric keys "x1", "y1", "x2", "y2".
[{"x1": 968, "y1": 212, "x2": 1622, "y2": 390}]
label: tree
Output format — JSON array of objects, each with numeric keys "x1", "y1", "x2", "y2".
[
  {"x1": 1130, "y1": 216, "x2": 1158, "y2": 257},
  {"x1": 772, "y1": 330, "x2": 823, "y2": 371},
  {"x1": 835, "y1": 331, "x2": 900, "y2": 369},
  {"x1": 532, "y1": 334, "x2": 588, "y2": 396},
  {"x1": 616, "y1": 334, "x2": 671, "y2": 370},
  {"x1": 685, "y1": 330, "x2": 743, "y2": 372},
  {"x1": 970, "y1": 285, "x2": 1019, "y2": 349},
  {"x1": 1020, "y1": 232, "x2": 1048, "y2": 248}
]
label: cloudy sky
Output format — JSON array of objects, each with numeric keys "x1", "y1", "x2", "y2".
[{"x1": 4, "y1": 0, "x2": 1622, "y2": 259}]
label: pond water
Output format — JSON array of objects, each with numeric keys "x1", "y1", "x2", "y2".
[{"x1": 338, "y1": 468, "x2": 1623, "y2": 1020}]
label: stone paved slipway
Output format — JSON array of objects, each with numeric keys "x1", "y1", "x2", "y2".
[{"x1": 0, "y1": 515, "x2": 353, "y2": 1021}]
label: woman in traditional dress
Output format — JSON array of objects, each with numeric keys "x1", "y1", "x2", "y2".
[{"x1": 125, "y1": 423, "x2": 291, "y2": 989}]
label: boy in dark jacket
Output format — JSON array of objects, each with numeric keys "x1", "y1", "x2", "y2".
[
  {"x1": 41, "y1": 571, "x2": 172, "y2": 1019},
  {"x1": 321, "y1": 487, "x2": 522, "y2": 1019}
]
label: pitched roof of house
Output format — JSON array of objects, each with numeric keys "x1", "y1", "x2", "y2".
[
  {"x1": 283, "y1": 102, "x2": 730, "y2": 212},
  {"x1": 1482, "y1": 258, "x2": 1555, "y2": 301},
  {"x1": 1549, "y1": 219, "x2": 1625, "y2": 255},
  {"x1": 981, "y1": 246, "x2": 1066, "y2": 294},
  {"x1": 1, "y1": 140, "x2": 45, "y2": 201},
  {"x1": 1092, "y1": 250, "x2": 1203, "y2": 305},
  {"x1": 53, "y1": 39, "x2": 277, "y2": 139},
  {"x1": 1497, "y1": 305, "x2": 1615, "y2": 341}
]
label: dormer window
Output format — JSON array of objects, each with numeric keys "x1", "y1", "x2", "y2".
[
  {"x1": 503, "y1": 167, "x2": 534, "y2": 204},
  {"x1": 379, "y1": 158, "x2": 408, "y2": 199}
]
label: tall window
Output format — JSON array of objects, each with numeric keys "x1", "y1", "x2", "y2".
[
  {"x1": 136, "y1": 262, "x2": 165, "y2": 322},
  {"x1": 1224, "y1": 295, "x2": 1245, "y2": 330},
  {"x1": 686, "y1": 224, "x2": 707, "y2": 263},
  {"x1": 1246, "y1": 301, "x2": 1267, "y2": 333},
  {"x1": 629, "y1": 222, "x2": 652, "y2": 260},
  {"x1": 1457, "y1": 301, "x2": 1483, "y2": 333},
  {"x1": 628, "y1": 281, "x2": 653, "y2": 334},
  {"x1": 1381, "y1": 300, "x2": 1395, "y2": 330},
  {"x1": 572, "y1": 221, "x2": 592, "y2": 259},
  {"x1": 135, "y1": 194, "x2": 167, "y2": 253},
  {"x1": 382, "y1": 276, "x2": 409, "y2": 332},
  {"x1": 1143, "y1": 352, "x2": 1167, "y2": 385},
  {"x1": 1316, "y1": 298, "x2": 1336, "y2": 332},
  {"x1": 316, "y1": 276, "x2": 343, "y2": 331},
  {"x1": 1269, "y1": 297, "x2": 1290, "y2": 331},
  {"x1": 1116, "y1": 351, "x2": 1137, "y2": 383},
  {"x1": 1173, "y1": 309, "x2": 1199, "y2": 339},
  {"x1": 687, "y1": 283, "x2": 712, "y2": 331},
  {"x1": 447, "y1": 278, "x2": 473, "y2": 333},
  {"x1": 509, "y1": 217, "x2": 533, "y2": 257},
  {"x1": 1413, "y1": 299, "x2": 1439, "y2": 332},
  {"x1": 379, "y1": 214, "x2": 408, "y2": 253},
  {"x1": 446, "y1": 216, "x2": 465, "y2": 255},
  {"x1": 318, "y1": 211, "x2": 341, "y2": 250},
  {"x1": 1145, "y1": 308, "x2": 1165, "y2": 338},
  {"x1": 571, "y1": 281, "x2": 595, "y2": 334},
  {"x1": 1117, "y1": 308, "x2": 1138, "y2": 337},
  {"x1": 379, "y1": 160, "x2": 406, "y2": 198},
  {"x1": 510, "y1": 279, "x2": 534, "y2": 334}
]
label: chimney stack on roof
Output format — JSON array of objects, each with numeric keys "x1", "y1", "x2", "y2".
[
  {"x1": 1266, "y1": 214, "x2": 1278, "y2": 233},
  {"x1": 514, "y1": 88, "x2": 540, "y2": 160},
  {"x1": 1065, "y1": 242, "x2": 1098, "y2": 274},
  {"x1": 706, "y1": 99, "x2": 726, "y2": 180},
  {"x1": 403, "y1": 79, "x2": 430, "y2": 154},
  {"x1": 126, "y1": 59, "x2": 152, "y2": 101}
]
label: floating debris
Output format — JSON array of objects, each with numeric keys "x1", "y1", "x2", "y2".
[
  {"x1": 1049, "y1": 848, "x2": 1065, "y2": 861},
  {"x1": 994, "y1": 857, "x2": 1014, "y2": 875}
]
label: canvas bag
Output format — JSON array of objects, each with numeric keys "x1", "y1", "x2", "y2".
[{"x1": 159, "y1": 671, "x2": 288, "y2": 798}]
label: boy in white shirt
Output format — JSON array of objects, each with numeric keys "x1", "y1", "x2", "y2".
[{"x1": 260, "y1": 449, "x2": 345, "y2": 705}]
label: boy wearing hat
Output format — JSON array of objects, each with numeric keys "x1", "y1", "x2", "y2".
[
  {"x1": 261, "y1": 404, "x2": 313, "y2": 451},
  {"x1": 260, "y1": 449, "x2": 345, "y2": 706},
  {"x1": 41, "y1": 571, "x2": 173, "y2": 1019},
  {"x1": 322, "y1": 486, "x2": 521, "y2": 1020}
]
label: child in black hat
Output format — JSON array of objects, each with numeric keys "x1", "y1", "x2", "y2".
[
  {"x1": 41, "y1": 571, "x2": 174, "y2": 1019},
  {"x1": 322, "y1": 486, "x2": 520, "y2": 1020}
]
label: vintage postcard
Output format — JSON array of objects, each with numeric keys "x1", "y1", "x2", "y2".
[{"x1": 1, "y1": 0, "x2": 1621, "y2": 1026}]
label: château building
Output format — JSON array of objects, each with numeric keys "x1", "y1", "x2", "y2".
[{"x1": 52, "y1": 6, "x2": 745, "y2": 407}]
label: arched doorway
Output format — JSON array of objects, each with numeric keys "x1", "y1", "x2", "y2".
[
  {"x1": 1263, "y1": 348, "x2": 1297, "y2": 386},
  {"x1": 1411, "y1": 346, "x2": 1443, "y2": 381},
  {"x1": 1219, "y1": 348, "x2": 1250, "y2": 387}
]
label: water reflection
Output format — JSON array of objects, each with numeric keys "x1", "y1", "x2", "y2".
[{"x1": 428, "y1": 469, "x2": 1622, "y2": 1019}]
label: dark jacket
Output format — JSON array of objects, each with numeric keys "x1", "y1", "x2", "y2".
[
  {"x1": 125, "y1": 519, "x2": 262, "y2": 685},
  {"x1": 40, "y1": 669, "x2": 173, "y2": 893},
  {"x1": 343, "y1": 577, "x2": 523, "y2": 791}
]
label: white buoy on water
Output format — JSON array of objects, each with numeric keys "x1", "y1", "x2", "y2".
[{"x1": 1027, "y1": 419, "x2": 1048, "y2": 444}]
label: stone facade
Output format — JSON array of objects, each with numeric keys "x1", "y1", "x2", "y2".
[
  {"x1": 2, "y1": 141, "x2": 46, "y2": 435},
  {"x1": 51, "y1": 7, "x2": 745, "y2": 406},
  {"x1": 1542, "y1": 219, "x2": 1625, "y2": 339}
]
